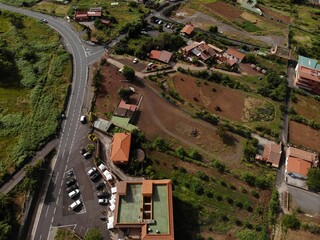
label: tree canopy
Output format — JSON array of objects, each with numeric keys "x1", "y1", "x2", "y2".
[
  {"x1": 84, "y1": 228, "x2": 103, "y2": 240},
  {"x1": 122, "y1": 65, "x2": 135, "y2": 81},
  {"x1": 307, "y1": 168, "x2": 320, "y2": 192}
]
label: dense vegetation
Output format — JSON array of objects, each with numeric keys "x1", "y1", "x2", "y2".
[
  {"x1": 307, "y1": 168, "x2": 320, "y2": 192},
  {"x1": 0, "y1": 11, "x2": 71, "y2": 182}
]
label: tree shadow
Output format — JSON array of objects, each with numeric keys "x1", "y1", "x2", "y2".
[
  {"x1": 221, "y1": 133, "x2": 238, "y2": 147},
  {"x1": 173, "y1": 197, "x2": 200, "y2": 240}
]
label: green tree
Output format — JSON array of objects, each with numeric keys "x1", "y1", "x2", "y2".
[
  {"x1": 245, "y1": 53, "x2": 257, "y2": 64},
  {"x1": 188, "y1": 148, "x2": 202, "y2": 161},
  {"x1": 151, "y1": 137, "x2": 171, "y2": 152},
  {"x1": 122, "y1": 65, "x2": 135, "y2": 81},
  {"x1": 209, "y1": 25, "x2": 218, "y2": 33},
  {"x1": 84, "y1": 228, "x2": 103, "y2": 240},
  {"x1": 307, "y1": 168, "x2": 320, "y2": 192},
  {"x1": 118, "y1": 88, "x2": 133, "y2": 102},
  {"x1": 0, "y1": 221, "x2": 12, "y2": 240},
  {"x1": 175, "y1": 146, "x2": 186, "y2": 159}
]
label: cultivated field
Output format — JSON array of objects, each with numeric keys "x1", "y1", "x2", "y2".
[
  {"x1": 289, "y1": 121, "x2": 320, "y2": 153},
  {"x1": 285, "y1": 229, "x2": 320, "y2": 240},
  {"x1": 292, "y1": 95, "x2": 320, "y2": 123}
]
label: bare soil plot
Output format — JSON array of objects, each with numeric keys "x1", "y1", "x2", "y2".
[
  {"x1": 93, "y1": 65, "x2": 244, "y2": 165},
  {"x1": 285, "y1": 229, "x2": 319, "y2": 240},
  {"x1": 240, "y1": 63, "x2": 263, "y2": 76},
  {"x1": 259, "y1": 5, "x2": 291, "y2": 24},
  {"x1": 292, "y1": 95, "x2": 320, "y2": 122},
  {"x1": 206, "y1": 2, "x2": 243, "y2": 22},
  {"x1": 289, "y1": 121, "x2": 320, "y2": 153},
  {"x1": 172, "y1": 73, "x2": 245, "y2": 122}
]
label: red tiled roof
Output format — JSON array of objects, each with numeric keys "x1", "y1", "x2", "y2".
[
  {"x1": 227, "y1": 59, "x2": 238, "y2": 67},
  {"x1": 288, "y1": 147, "x2": 318, "y2": 163},
  {"x1": 118, "y1": 100, "x2": 137, "y2": 112},
  {"x1": 181, "y1": 24, "x2": 194, "y2": 35},
  {"x1": 87, "y1": 11, "x2": 102, "y2": 17},
  {"x1": 75, "y1": 11, "x2": 88, "y2": 19},
  {"x1": 298, "y1": 66, "x2": 320, "y2": 83},
  {"x1": 101, "y1": 19, "x2": 110, "y2": 25},
  {"x1": 149, "y1": 50, "x2": 173, "y2": 63},
  {"x1": 226, "y1": 48, "x2": 245, "y2": 61},
  {"x1": 262, "y1": 143, "x2": 281, "y2": 168},
  {"x1": 287, "y1": 156, "x2": 311, "y2": 177},
  {"x1": 181, "y1": 42, "x2": 201, "y2": 53},
  {"x1": 110, "y1": 133, "x2": 132, "y2": 164}
]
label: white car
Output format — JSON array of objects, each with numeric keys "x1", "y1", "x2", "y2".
[
  {"x1": 87, "y1": 167, "x2": 97, "y2": 176},
  {"x1": 98, "y1": 199, "x2": 108, "y2": 205},
  {"x1": 133, "y1": 58, "x2": 139, "y2": 64},
  {"x1": 69, "y1": 199, "x2": 81, "y2": 210},
  {"x1": 80, "y1": 115, "x2": 86, "y2": 124},
  {"x1": 68, "y1": 189, "x2": 80, "y2": 198}
]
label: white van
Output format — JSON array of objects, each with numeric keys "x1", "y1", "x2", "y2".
[
  {"x1": 80, "y1": 115, "x2": 86, "y2": 124},
  {"x1": 69, "y1": 199, "x2": 81, "y2": 210}
]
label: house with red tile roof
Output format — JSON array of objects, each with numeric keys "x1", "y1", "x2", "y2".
[
  {"x1": 110, "y1": 133, "x2": 132, "y2": 164},
  {"x1": 255, "y1": 143, "x2": 282, "y2": 168},
  {"x1": 74, "y1": 7, "x2": 102, "y2": 22},
  {"x1": 285, "y1": 146, "x2": 318, "y2": 179},
  {"x1": 225, "y1": 47, "x2": 246, "y2": 63},
  {"x1": 180, "y1": 24, "x2": 194, "y2": 36},
  {"x1": 149, "y1": 50, "x2": 173, "y2": 64},
  {"x1": 113, "y1": 180, "x2": 175, "y2": 240},
  {"x1": 181, "y1": 41, "x2": 216, "y2": 62}
]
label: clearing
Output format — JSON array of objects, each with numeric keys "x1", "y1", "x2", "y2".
[{"x1": 292, "y1": 95, "x2": 320, "y2": 123}]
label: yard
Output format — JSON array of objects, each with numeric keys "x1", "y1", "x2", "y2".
[{"x1": 289, "y1": 121, "x2": 320, "y2": 153}]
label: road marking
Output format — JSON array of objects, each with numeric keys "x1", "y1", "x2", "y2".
[
  {"x1": 85, "y1": 228, "x2": 89, "y2": 235},
  {"x1": 56, "y1": 196, "x2": 60, "y2": 205},
  {"x1": 64, "y1": 164, "x2": 68, "y2": 172},
  {"x1": 51, "y1": 224, "x2": 77, "y2": 229},
  {"x1": 54, "y1": 172, "x2": 59, "y2": 185},
  {"x1": 53, "y1": 207, "x2": 56, "y2": 215},
  {"x1": 58, "y1": 188, "x2": 61, "y2": 196},
  {"x1": 51, "y1": 217, "x2": 54, "y2": 224},
  {"x1": 39, "y1": 235, "x2": 42, "y2": 240},
  {"x1": 45, "y1": 205, "x2": 50, "y2": 218}
]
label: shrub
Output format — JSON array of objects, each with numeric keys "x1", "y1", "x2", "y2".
[
  {"x1": 282, "y1": 214, "x2": 300, "y2": 230},
  {"x1": 196, "y1": 171, "x2": 209, "y2": 181}
]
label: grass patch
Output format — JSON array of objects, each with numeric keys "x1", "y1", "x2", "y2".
[
  {"x1": 234, "y1": 20, "x2": 262, "y2": 33},
  {"x1": 0, "y1": 11, "x2": 70, "y2": 181}
]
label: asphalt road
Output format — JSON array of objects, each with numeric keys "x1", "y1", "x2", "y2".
[{"x1": 0, "y1": 3, "x2": 108, "y2": 239}]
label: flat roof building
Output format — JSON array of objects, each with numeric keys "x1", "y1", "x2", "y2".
[{"x1": 114, "y1": 180, "x2": 175, "y2": 240}]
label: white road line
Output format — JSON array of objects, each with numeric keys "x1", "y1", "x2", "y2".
[
  {"x1": 53, "y1": 207, "x2": 56, "y2": 215},
  {"x1": 39, "y1": 235, "x2": 42, "y2": 240},
  {"x1": 58, "y1": 188, "x2": 61, "y2": 196},
  {"x1": 51, "y1": 224, "x2": 77, "y2": 229},
  {"x1": 45, "y1": 205, "x2": 49, "y2": 218},
  {"x1": 53, "y1": 172, "x2": 59, "y2": 185},
  {"x1": 85, "y1": 228, "x2": 89, "y2": 235},
  {"x1": 51, "y1": 217, "x2": 54, "y2": 224},
  {"x1": 56, "y1": 196, "x2": 60, "y2": 205},
  {"x1": 64, "y1": 164, "x2": 68, "y2": 171}
]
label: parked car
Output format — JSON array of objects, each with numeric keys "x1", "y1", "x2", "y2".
[
  {"x1": 96, "y1": 181, "x2": 105, "y2": 190},
  {"x1": 68, "y1": 170, "x2": 74, "y2": 177},
  {"x1": 68, "y1": 189, "x2": 80, "y2": 198},
  {"x1": 99, "y1": 217, "x2": 107, "y2": 221},
  {"x1": 41, "y1": 18, "x2": 48, "y2": 23},
  {"x1": 80, "y1": 115, "x2": 86, "y2": 124},
  {"x1": 148, "y1": 62, "x2": 153, "y2": 67},
  {"x1": 98, "y1": 199, "x2": 108, "y2": 205},
  {"x1": 83, "y1": 151, "x2": 92, "y2": 159},
  {"x1": 66, "y1": 184, "x2": 78, "y2": 193},
  {"x1": 87, "y1": 167, "x2": 97, "y2": 176},
  {"x1": 133, "y1": 58, "x2": 139, "y2": 64},
  {"x1": 90, "y1": 172, "x2": 101, "y2": 181},
  {"x1": 69, "y1": 200, "x2": 81, "y2": 210},
  {"x1": 97, "y1": 191, "x2": 110, "y2": 199},
  {"x1": 66, "y1": 178, "x2": 76, "y2": 187}
]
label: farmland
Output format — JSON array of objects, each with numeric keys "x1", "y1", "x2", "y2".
[
  {"x1": 0, "y1": 11, "x2": 70, "y2": 181},
  {"x1": 291, "y1": 94, "x2": 320, "y2": 123}
]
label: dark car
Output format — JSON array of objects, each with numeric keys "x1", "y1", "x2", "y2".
[
  {"x1": 97, "y1": 191, "x2": 110, "y2": 199},
  {"x1": 95, "y1": 181, "x2": 105, "y2": 190},
  {"x1": 90, "y1": 172, "x2": 101, "y2": 181},
  {"x1": 67, "y1": 184, "x2": 78, "y2": 193},
  {"x1": 66, "y1": 178, "x2": 76, "y2": 187}
]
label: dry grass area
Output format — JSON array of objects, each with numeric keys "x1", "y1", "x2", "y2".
[
  {"x1": 31, "y1": 1, "x2": 71, "y2": 17},
  {"x1": 289, "y1": 121, "x2": 320, "y2": 153},
  {"x1": 285, "y1": 229, "x2": 320, "y2": 240},
  {"x1": 172, "y1": 73, "x2": 245, "y2": 122},
  {"x1": 292, "y1": 95, "x2": 320, "y2": 123}
]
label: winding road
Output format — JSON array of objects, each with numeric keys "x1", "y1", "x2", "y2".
[{"x1": 0, "y1": 3, "x2": 106, "y2": 239}]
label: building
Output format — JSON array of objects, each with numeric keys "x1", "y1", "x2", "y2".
[
  {"x1": 114, "y1": 100, "x2": 137, "y2": 120},
  {"x1": 180, "y1": 24, "x2": 194, "y2": 36},
  {"x1": 74, "y1": 7, "x2": 102, "y2": 21},
  {"x1": 149, "y1": 50, "x2": 173, "y2": 64},
  {"x1": 255, "y1": 143, "x2": 282, "y2": 168},
  {"x1": 113, "y1": 180, "x2": 174, "y2": 240},
  {"x1": 225, "y1": 47, "x2": 246, "y2": 63},
  {"x1": 110, "y1": 133, "x2": 132, "y2": 164},
  {"x1": 93, "y1": 118, "x2": 112, "y2": 133},
  {"x1": 181, "y1": 41, "x2": 216, "y2": 62},
  {"x1": 294, "y1": 55, "x2": 320, "y2": 94},
  {"x1": 74, "y1": 11, "x2": 89, "y2": 21},
  {"x1": 285, "y1": 146, "x2": 319, "y2": 179}
]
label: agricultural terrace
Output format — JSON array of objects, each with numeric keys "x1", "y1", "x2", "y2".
[
  {"x1": 165, "y1": 72, "x2": 282, "y2": 139},
  {"x1": 0, "y1": 11, "x2": 71, "y2": 181},
  {"x1": 172, "y1": 0, "x2": 287, "y2": 37},
  {"x1": 289, "y1": 121, "x2": 320, "y2": 153},
  {"x1": 145, "y1": 148, "x2": 275, "y2": 240},
  {"x1": 291, "y1": 94, "x2": 320, "y2": 123}
]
